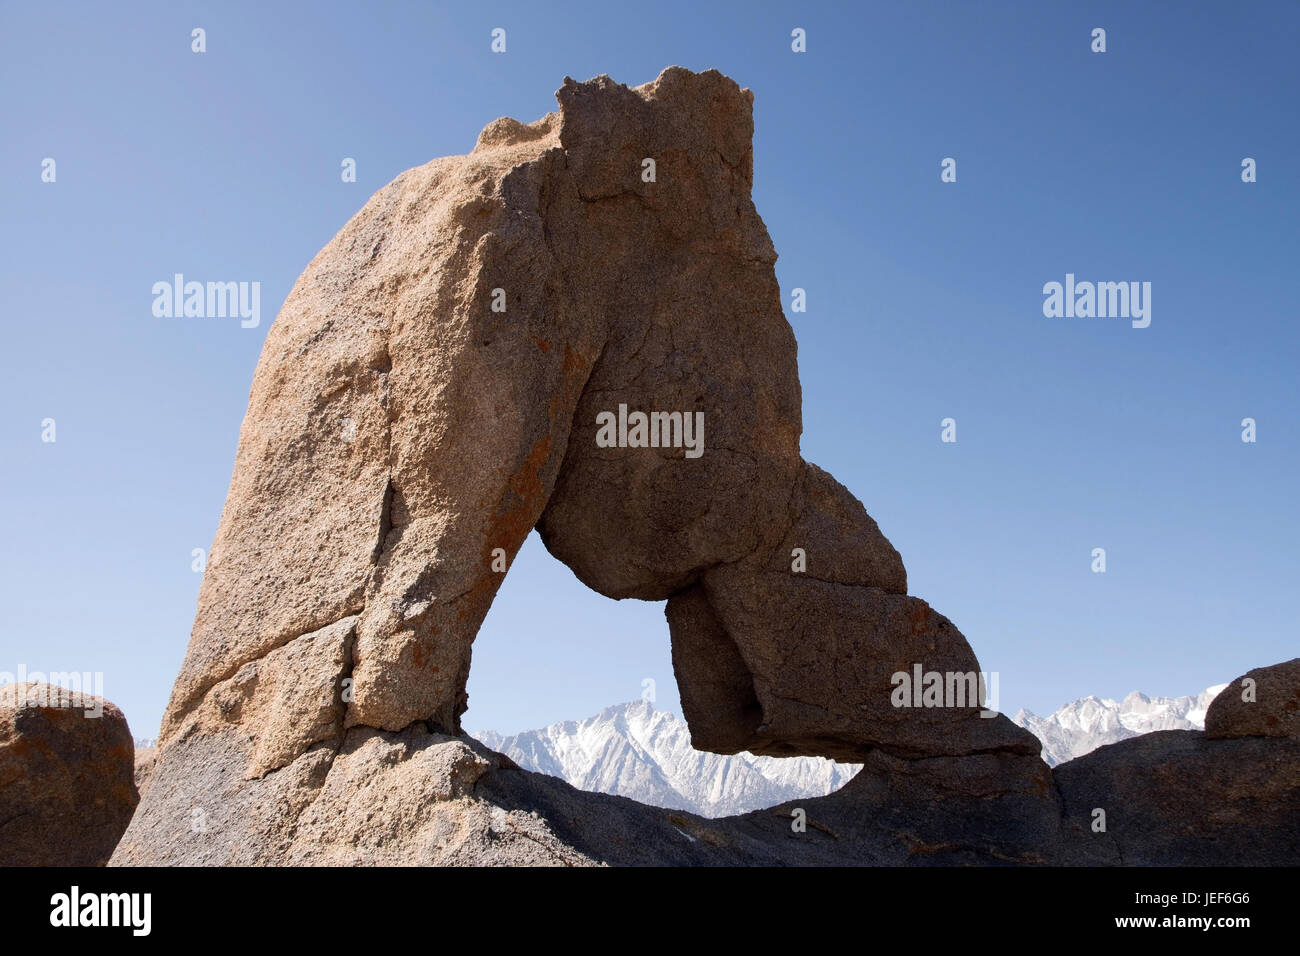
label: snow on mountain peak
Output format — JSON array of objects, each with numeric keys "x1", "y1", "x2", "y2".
[
  {"x1": 472, "y1": 684, "x2": 1231, "y2": 815},
  {"x1": 474, "y1": 701, "x2": 859, "y2": 818},
  {"x1": 1011, "y1": 684, "x2": 1227, "y2": 767}
]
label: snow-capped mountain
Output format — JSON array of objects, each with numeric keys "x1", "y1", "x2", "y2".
[
  {"x1": 473, "y1": 700, "x2": 860, "y2": 818},
  {"x1": 1011, "y1": 684, "x2": 1228, "y2": 767},
  {"x1": 472, "y1": 685, "x2": 1230, "y2": 815}
]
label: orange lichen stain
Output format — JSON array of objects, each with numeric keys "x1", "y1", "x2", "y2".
[
  {"x1": 459, "y1": 431, "x2": 556, "y2": 625},
  {"x1": 547, "y1": 344, "x2": 594, "y2": 423},
  {"x1": 509, "y1": 432, "x2": 552, "y2": 506},
  {"x1": 906, "y1": 840, "x2": 961, "y2": 856},
  {"x1": 459, "y1": 343, "x2": 596, "y2": 625},
  {"x1": 907, "y1": 602, "x2": 932, "y2": 637},
  {"x1": 561, "y1": 343, "x2": 587, "y2": 379}
]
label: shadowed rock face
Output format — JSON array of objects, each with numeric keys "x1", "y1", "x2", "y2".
[
  {"x1": 0, "y1": 684, "x2": 138, "y2": 866},
  {"x1": 1205, "y1": 658, "x2": 1300, "y2": 740},
  {"x1": 152, "y1": 65, "x2": 1021, "y2": 773},
  {"x1": 1053, "y1": 730, "x2": 1300, "y2": 865}
]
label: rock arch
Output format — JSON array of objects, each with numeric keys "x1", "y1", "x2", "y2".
[
  {"x1": 157, "y1": 66, "x2": 1028, "y2": 770},
  {"x1": 109, "y1": 68, "x2": 1300, "y2": 868},
  {"x1": 119, "y1": 68, "x2": 1055, "y2": 865}
]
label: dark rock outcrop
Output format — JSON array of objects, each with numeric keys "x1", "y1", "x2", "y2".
[
  {"x1": 1054, "y1": 730, "x2": 1300, "y2": 865},
  {"x1": 1206, "y1": 658, "x2": 1300, "y2": 740}
]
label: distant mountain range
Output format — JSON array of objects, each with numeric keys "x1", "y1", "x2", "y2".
[
  {"x1": 472, "y1": 684, "x2": 1229, "y2": 816},
  {"x1": 474, "y1": 700, "x2": 858, "y2": 818},
  {"x1": 1011, "y1": 684, "x2": 1227, "y2": 767}
]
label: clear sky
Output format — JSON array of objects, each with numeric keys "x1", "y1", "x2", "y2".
[{"x1": 2, "y1": 1, "x2": 1296, "y2": 741}]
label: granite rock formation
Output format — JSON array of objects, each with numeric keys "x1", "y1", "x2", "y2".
[
  {"x1": 1053, "y1": 730, "x2": 1300, "y2": 865},
  {"x1": 112, "y1": 671, "x2": 1300, "y2": 866},
  {"x1": 150, "y1": 66, "x2": 1018, "y2": 770},
  {"x1": 1205, "y1": 658, "x2": 1300, "y2": 740},
  {"x1": 110, "y1": 68, "x2": 1297, "y2": 866},
  {"x1": 0, "y1": 683, "x2": 138, "y2": 866}
]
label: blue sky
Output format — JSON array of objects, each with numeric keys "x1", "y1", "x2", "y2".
[{"x1": 2, "y1": 1, "x2": 1296, "y2": 740}]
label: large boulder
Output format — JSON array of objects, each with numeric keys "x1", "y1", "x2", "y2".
[
  {"x1": 151, "y1": 68, "x2": 1003, "y2": 772},
  {"x1": 0, "y1": 683, "x2": 138, "y2": 866},
  {"x1": 1054, "y1": 730, "x2": 1300, "y2": 865},
  {"x1": 115, "y1": 66, "x2": 1050, "y2": 864},
  {"x1": 1205, "y1": 658, "x2": 1300, "y2": 740}
]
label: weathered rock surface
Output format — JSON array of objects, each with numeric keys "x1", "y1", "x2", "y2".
[
  {"x1": 0, "y1": 683, "x2": 138, "y2": 866},
  {"x1": 113, "y1": 712, "x2": 1062, "y2": 866},
  {"x1": 666, "y1": 458, "x2": 1031, "y2": 761},
  {"x1": 1205, "y1": 658, "x2": 1300, "y2": 740},
  {"x1": 113, "y1": 67, "x2": 1298, "y2": 866},
  {"x1": 151, "y1": 66, "x2": 1002, "y2": 774},
  {"x1": 134, "y1": 747, "x2": 156, "y2": 796},
  {"x1": 113, "y1": 723, "x2": 598, "y2": 866},
  {"x1": 169, "y1": 614, "x2": 356, "y2": 779},
  {"x1": 1054, "y1": 730, "x2": 1300, "y2": 865},
  {"x1": 113, "y1": 709, "x2": 1297, "y2": 866}
]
